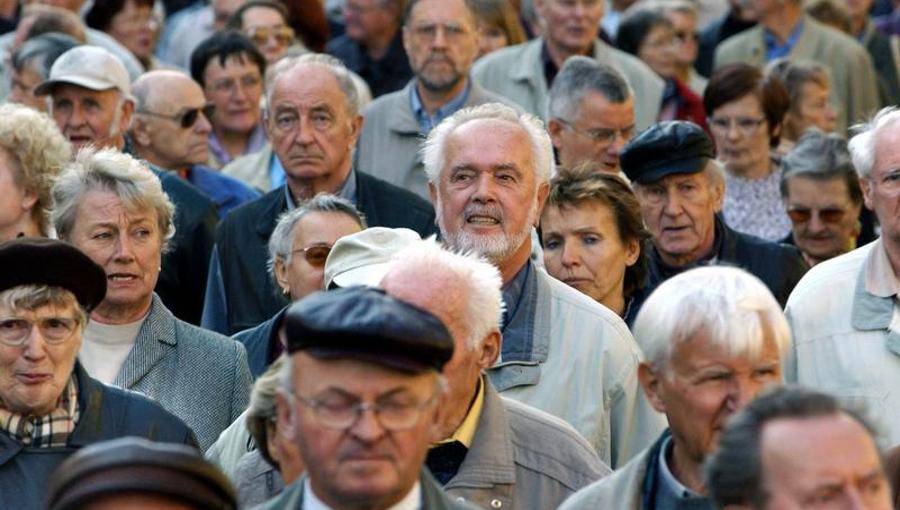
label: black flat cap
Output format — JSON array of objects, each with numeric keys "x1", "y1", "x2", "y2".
[
  {"x1": 47, "y1": 437, "x2": 236, "y2": 510},
  {"x1": 621, "y1": 121, "x2": 715, "y2": 185},
  {"x1": 284, "y1": 286, "x2": 454, "y2": 373},
  {"x1": 0, "y1": 238, "x2": 106, "y2": 311}
]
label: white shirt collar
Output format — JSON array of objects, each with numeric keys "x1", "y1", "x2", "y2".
[{"x1": 302, "y1": 478, "x2": 422, "y2": 510}]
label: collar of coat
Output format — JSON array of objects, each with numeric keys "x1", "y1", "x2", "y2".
[{"x1": 851, "y1": 242, "x2": 900, "y2": 358}]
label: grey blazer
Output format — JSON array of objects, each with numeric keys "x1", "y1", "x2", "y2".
[
  {"x1": 446, "y1": 381, "x2": 610, "y2": 510},
  {"x1": 356, "y1": 79, "x2": 515, "y2": 200},
  {"x1": 110, "y1": 294, "x2": 252, "y2": 451}
]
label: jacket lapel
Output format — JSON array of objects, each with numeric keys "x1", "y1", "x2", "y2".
[{"x1": 114, "y1": 295, "x2": 177, "y2": 389}]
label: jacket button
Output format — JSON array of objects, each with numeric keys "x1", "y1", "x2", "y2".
[{"x1": 491, "y1": 499, "x2": 502, "y2": 508}]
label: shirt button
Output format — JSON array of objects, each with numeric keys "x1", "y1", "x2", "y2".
[{"x1": 491, "y1": 499, "x2": 503, "y2": 508}]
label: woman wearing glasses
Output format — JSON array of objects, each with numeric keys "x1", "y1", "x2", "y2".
[
  {"x1": 228, "y1": 0, "x2": 302, "y2": 64},
  {"x1": 780, "y1": 130, "x2": 864, "y2": 267},
  {"x1": 52, "y1": 147, "x2": 252, "y2": 452},
  {"x1": 235, "y1": 193, "x2": 365, "y2": 378},
  {"x1": 85, "y1": 0, "x2": 164, "y2": 72},
  {"x1": 704, "y1": 62, "x2": 792, "y2": 242}
]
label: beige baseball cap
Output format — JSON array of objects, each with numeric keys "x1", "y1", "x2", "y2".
[
  {"x1": 323, "y1": 227, "x2": 422, "y2": 290},
  {"x1": 35, "y1": 45, "x2": 131, "y2": 97}
]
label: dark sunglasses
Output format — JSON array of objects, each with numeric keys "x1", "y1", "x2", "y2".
[
  {"x1": 292, "y1": 244, "x2": 332, "y2": 268},
  {"x1": 786, "y1": 207, "x2": 847, "y2": 224},
  {"x1": 137, "y1": 103, "x2": 216, "y2": 128}
]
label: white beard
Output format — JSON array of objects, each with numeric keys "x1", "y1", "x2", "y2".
[{"x1": 436, "y1": 198, "x2": 539, "y2": 266}]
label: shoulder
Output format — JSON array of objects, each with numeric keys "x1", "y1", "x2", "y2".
[
  {"x1": 220, "y1": 187, "x2": 282, "y2": 227},
  {"x1": 174, "y1": 318, "x2": 247, "y2": 359},
  {"x1": 805, "y1": 17, "x2": 867, "y2": 53},
  {"x1": 472, "y1": 40, "x2": 535, "y2": 75},
  {"x1": 154, "y1": 168, "x2": 215, "y2": 210},
  {"x1": 538, "y1": 268, "x2": 633, "y2": 339},
  {"x1": 363, "y1": 87, "x2": 408, "y2": 117},
  {"x1": 252, "y1": 478, "x2": 304, "y2": 509},
  {"x1": 559, "y1": 446, "x2": 651, "y2": 509},
  {"x1": 326, "y1": 34, "x2": 356, "y2": 56},
  {"x1": 356, "y1": 171, "x2": 434, "y2": 215},
  {"x1": 717, "y1": 25, "x2": 760, "y2": 51},
  {"x1": 504, "y1": 397, "x2": 609, "y2": 486},
  {"x1": 469, "y1": 84, "x2": 517, "y2": 108},
  {"x1": 788, "y1": 243, "x2": 870, "y2": 305},
  {"x1": 193, "y1": 166, "x2": 260, "y2": 198}
]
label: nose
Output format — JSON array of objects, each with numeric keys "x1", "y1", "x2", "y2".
[
  {"x1": 560, "y1": 241, "x2": 581, "y2": 267},
  {"x1": 806, "y1": 211, "x2": 826, "y2": 234},
  {"x1": 350, "y1": 406, "x2": 387, "y2": 443},
  {"x1": 607, "y1": 131, "x2": 629, "y2": 157},
  {"x1": 662, "y1": 188, "x2": 684, "y2": 217},
  {"x1": 21, "y1": 327, "x2": 49, "y2": 361},
  {"x1": 293, "y1": 115, "x2": 316, "y2": 145},
  {"x1": 432, "y1": 25, "x2": 449, "y2": 48},
  {"x1": 725, "y1": 375, "x2": 759, "y2": 413},
  {"x1": 67, "y1": 104, "x2": 87, "y2": 129},
  {"x1": 113, "y1": 233, "x2": 136, "y2": 262},
  {"x1": 471, "y1": 172, "x2": 498, "y2": 204},
  {"x1": 196, "y1": 111, "x2": 213, "y2": 135},
  {"x1": 725, "y1": 120, "x2": 741, "y2": 140}
]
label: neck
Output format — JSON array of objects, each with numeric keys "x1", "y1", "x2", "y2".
[
  {"x1": 416, "y1": 76, "x2": 468, "y2": 117},
  {"x1": 310, "y1": 478, "x2": 415, "y2": 510},
  {"x1": 762, "y1": 6, "x2": 801, "y2": 43},
  {"x1": 545, "y1": 38, "x2": 591, "y2": 71},
  {"x1": 436, "y1": 383, "x2": 479, "y2": 441},
  {"x1": 601, "y1": 290, "x2": 626, "y2": 317},
  {"x1": 91, "y1": 298, "x2": 152, "y2": 325},
  {"x1": 365, "y1": 24, "x2": 398, "y2": 60},
  {"x1": 675, "y1": 65, "x2": 691, "y2": 84},
  {"x1": 669, "y1": 440, "x2": 707, "y2": 495},
  {"x1": 0, "y1": 216, "x2": 41, "y2": 241},
  {"x1": 214, "y1": 126, "x2": 252, "y2": 159},
  {"x1": 656, "y1": 231, "x2": 716, "y2": 268},
  {"x1": 286, "y1": 163, "x2": 351, "y2": 201},
  {"x1": 498, "y1": 240, "x2": 533, "y2": 285}
]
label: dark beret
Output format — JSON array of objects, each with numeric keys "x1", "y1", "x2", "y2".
[
  {"x1": 0, "y1": 238, "x2": 106, "y2": 311},
  {"x1": 284, "y1": 286, "x2": 454, "y2": 373},
  {"x1": 47, "y1": 437, "x2": 236, "y2": 510},
  {"x1": 621, "y1": 121, "x2": 715, "y2": 185}
]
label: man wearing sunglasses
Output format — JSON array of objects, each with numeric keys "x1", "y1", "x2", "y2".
[
  {"x1": 258, "y1": 286, "x2": 475, "y2": 510},
  {"x1": 780, "y1": 129, "x2": 864, "y2": 267},
  {"x1": 131, "y1": 70, "x2": 261, "y2": 219},
  {"x1": 37, "y1": 46, "x2": 218, "y2": 327}
]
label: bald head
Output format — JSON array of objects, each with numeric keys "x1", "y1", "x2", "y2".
[{"x1": 130, "y1": 71, "x2": 212, "y2": 171}]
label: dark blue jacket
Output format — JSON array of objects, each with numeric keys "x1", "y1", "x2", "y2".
[
  {"x1": 207, "y1": 170, "x2": 438, "y2": 335},
  {"x1": 187, "y1": 164, "x2": 261, "y2": 219},
  {"x1": 0, "y1": 363, "x2": 196, "y2": 509},
  {"x1": 233, "y1": 306, "x2": 286, "y2": 379}
]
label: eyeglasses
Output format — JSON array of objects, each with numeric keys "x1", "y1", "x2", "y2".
[
  {"x1": 708, "y1": 116, "x2": 767, "y2": 136},
  {"x1": 786, "y1": 207, "x2": 848, "y2": 224},
  {"x1": 137, "y1": 103, "x2": 215, "y2": 128},
  {"x1": 291, "y1": 244, "x2": 332, "y2": 267},
  {"x1": 556, "y1": 119, "x2": 635, "y2": 145},
  {"x1": 292, "y1": 392, "x2": 437, "y2": 431},
  {"x1": 0, "y1": 316, "x2": 78, "y2": 347},
  {"x1": 246, "y1": 25, "x2": 294, "y2": 46}
]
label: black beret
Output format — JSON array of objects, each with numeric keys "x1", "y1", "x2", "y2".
[
  {"x1": 0, "y1": 238, "x2": 106, "y2": 311},
  {"x1": 621, "y1": 121, "x2": 715, "y2": 185},
  {"x1": 47, "y1": 437, "x2": 236, "y2": 510},
  {"x1": 284, "y1": 286, "x2": 454, "y2": 373}
]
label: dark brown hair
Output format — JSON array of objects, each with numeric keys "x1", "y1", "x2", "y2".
[{"x1": 704, "y1": 63, "x2": 791, "y2": 148}]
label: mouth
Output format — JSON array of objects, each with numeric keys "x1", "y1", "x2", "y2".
[
  {"x1": 563, "y1": 277, "x2": 592, "y2": 286},
  {"x1": 108, "y1": 272, "x2": 139, "y2": 283},
  {"x1": 67, "y1": 135, "x2": 93, "y2": 145},
  {"x1": 466, "y1": 215, "x2": 501, "y2": 225},
  {"x1": 16, "y1": 373, "x2": 51, "y2": 384}
]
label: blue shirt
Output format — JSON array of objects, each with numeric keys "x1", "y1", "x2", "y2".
[
  {"x1": 499, "y1": 261, "x2": 537, "y2": 363},
  {"x1": 764, "y1": 19, "x2": 805, "y2": 61},
  {"x1": 187, "y1": 165, "x2": 260, "y2": 219},
  {"x1": 655, "y1": 436, "x2": 716, "y2": 510},
  {"x1": 409, "y1": 79, "x2": 472, "y2": 134}
]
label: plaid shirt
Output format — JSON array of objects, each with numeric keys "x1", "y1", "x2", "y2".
[{"x1": 0, "y1": 374, "x2": 80, "y2": 448}]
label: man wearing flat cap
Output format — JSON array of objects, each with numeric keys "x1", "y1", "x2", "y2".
[
  {"x1": 36, "y1": 45, "x2": 218, "y2": 326},
  {"x1": 621, "y1": 121, "x2": 807, "y2": 310},
  {"x1": 257, "y1": 286, "x2": 475, "y2": 509},
  {"x1": 0, "y1": 238, "x2": 196, "y2": 508}
]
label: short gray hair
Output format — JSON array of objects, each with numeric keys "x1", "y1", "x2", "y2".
[
  {"x1": 388, "y1": 238, "x2": 504, "y2": 350},
  {"x1": 52, "y1": 147, "x2": 176, "y2": 249},
  {"x1": 633, "y1": 266, "x2": 791, "y2": 372},
  {"x1": 548, "y1": 56, "x2": 632, "y2": 122},
  {"x1": 848, "y1": 106, "x2": 900, "y2": 179},
  {"x1": 264, "y1": 53, "x2": 361, "y2": 117},
  {"x1": 422, "y1": 102, "x2": 553, "y2": 185},
  {"x1": 11, "y1": 32, "x2": 79, "y2": 78},
  {"x1": 267, "y1": 193, "x2": 366, "y2": 283},
  {"x1": 0, "y1": 284, "x2": 87, "y2": 328},
  {"x1": 780, "y1": 128, "x2": 863, "y2": 205},
  {"x1": 706, "y1": 385, "x2": 879, "y2": 509}
]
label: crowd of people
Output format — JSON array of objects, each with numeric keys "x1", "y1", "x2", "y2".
[{"x1": 0, "y1": 0, "x2": 898, "y2": 508}]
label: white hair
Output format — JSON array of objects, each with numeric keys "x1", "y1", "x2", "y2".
[
  {"x1": 633, "y1": 266, "x2": 792, "y2": 372},
  {"x1": 848, "y1": 106, "x2": 900, "y2": 179},
  {"x1": 264, "y1": 53, "x2": 360, "y2": 116},
  {"x1": 388, "y1": 238, "x2": 504, "y2": 350},
  {"x1": 421, "y1": 102, "x2": 553, "y2": 185}
]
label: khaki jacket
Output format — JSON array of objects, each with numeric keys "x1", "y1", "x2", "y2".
[
  {"x1": 714, "y1": 15, "x2": 880, "y2": 135},
  {"x1": 471, "y1": 38, "x2": 663, "y2": 130},
  {"x1": 559, "y1": 436, "x2": 655, "y2": 509},
  {"x1": 446, "y1": 381, "x2": 609, "y2": 510},
  {"x1": 357, "y1": 80, "x2": 513, "y2": 200},
  {"x1": 221, "y1": 144, "x2": 274, "y2": 193}
]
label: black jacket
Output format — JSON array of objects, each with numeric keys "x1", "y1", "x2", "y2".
[
  {"x1": 151, "y1": 167, "x2": 218, "y2": 326},
  {"x1": 233, "y1": 306, "x2": 286, "y2": 379},
  {"x1": 642, "y1": 216, "x2": 808, "y2": 309},
  {"x1": 215, "y1": 170, "x2": 437, "y2": 335},
  {"x1": 0, "y1": 363, "x2": 196, "y2": 509}
]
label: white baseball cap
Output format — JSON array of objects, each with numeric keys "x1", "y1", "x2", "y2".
[{"x1": 35, "y1": 45, "x2": 131, "y2": 97}]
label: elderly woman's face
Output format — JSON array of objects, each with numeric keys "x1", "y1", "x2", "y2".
[
  {"x1": 541, "y1": 201, "x2": 640, "y2": 313},
  {"x1": 638, "y1": 24, "x2": 678, "y2": 79},
  {"x1": 709, "y1": 94, "x2": 773, "y2": 176},
  {"x1": 108, "y1": 0, "x2": 158, "y2": 61},
  {"x1": 0, "y1": 299, "x2": 82, "y2": 416},
  {"x1": 69, "y1": 190, "x2": 163, "y2": 321},
  {"x1": 0, "y1": 147, "x2": 37, "y2": 241},
  {"x1": 786, "y1": 81, "x2": 837, "y2": 138},
  {"x1": 274, "y1": 211, "x2": 363, "y2": 301}
]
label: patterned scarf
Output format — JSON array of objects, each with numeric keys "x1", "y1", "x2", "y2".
[{"x1": 0, "y1": 374, "x2": 80, "y2": 448}]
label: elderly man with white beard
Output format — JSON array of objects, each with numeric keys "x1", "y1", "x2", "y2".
[{"x1": 424, "y1": 102, "x2": 666, "y2": 468}]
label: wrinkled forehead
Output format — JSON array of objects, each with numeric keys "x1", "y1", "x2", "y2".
[{"x1": 442, "y1": 118, "x2": 536, "y2": 173}]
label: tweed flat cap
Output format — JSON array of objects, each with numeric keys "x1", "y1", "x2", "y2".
[
  {"x1": 621, "y1": 121, "x2": 715, "y2": 184},
  {"x1": 284, "y1": 286, "x2": 454, "y2": 373},
  {"x1": 47, "y1": 437, "x2": 236, "y2": 510},
  {"x1": 0, "y1": 238, "x2": 106, "y2": 311}
]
